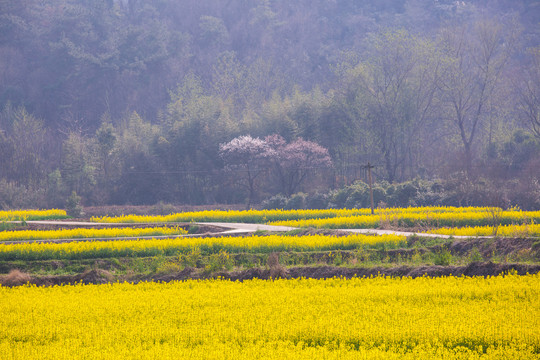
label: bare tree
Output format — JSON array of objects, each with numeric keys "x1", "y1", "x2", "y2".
[
  {"x1": 438, "y1": 18, "x2": 519, "y2": 175},
  {"x1": 516, "y1": 47, "x2": 540, "y2": 138},
  {"x1": 345, "y1": 30, "x2": 442, "y2": 182}
]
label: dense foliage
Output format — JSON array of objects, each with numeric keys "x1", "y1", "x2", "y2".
[
  {"x1": 264, "y1": 177, "x2": 540, "y2": 210},
  {"x1": 0, "y1": 0, "x2": 539, "y2": 208}
]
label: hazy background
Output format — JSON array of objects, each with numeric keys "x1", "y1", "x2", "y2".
[{"x1": 0, "y1": 0, "x2": 539, "y2": 210}]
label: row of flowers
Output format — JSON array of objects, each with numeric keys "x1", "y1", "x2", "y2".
[{"x1": 1, "y1": 274, "x2": 538, "y2": 359}]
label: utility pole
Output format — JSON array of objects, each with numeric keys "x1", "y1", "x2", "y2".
[{"x1": 363, "y1": 162, "x2": 375, "y2": 215}]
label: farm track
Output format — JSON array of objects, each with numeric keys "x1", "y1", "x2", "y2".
[{"x1": 2, "y1": 220, "x2": 476, "y2": 244}]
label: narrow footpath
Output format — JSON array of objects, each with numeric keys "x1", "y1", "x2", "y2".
[{"x1": 1, "y1": 220, "x2": 475, "y2": 244}]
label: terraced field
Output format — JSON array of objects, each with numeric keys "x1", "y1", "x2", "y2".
[{"x1": 1, "y1": 207, "x2": 539, "y2": 358}]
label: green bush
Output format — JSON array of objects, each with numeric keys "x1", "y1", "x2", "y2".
[
  {"x1": 66, "y1": 191, "x2": 84, "y2": 218},
  {"x1": 468, "y1": 247, "x2": 484, "y2": 262},
  {"x1": 205, "y1": 250, "x2": 234, "y2": 273},
  {"x1": 433, "y1": 247, "x2": 452, "y2": 266},
  {"x1": 285, "y1": 193, "x2": 307, "y2": 210},
  {"x1": 306, "y1": 192, "x2": 329, "y2": 209},
  {"x1": 262, "y1": 194, "x2": 288, "y2": 209},
  {"x1": 178, "y1": 247, "x2": 202, "y2": 268}
]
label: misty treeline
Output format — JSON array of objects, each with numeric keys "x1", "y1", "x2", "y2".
[{"x1": 0, "y1": 0, "x2": 539, "y2": 210}]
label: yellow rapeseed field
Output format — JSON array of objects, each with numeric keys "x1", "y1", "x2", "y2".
[
  {"x1": 0, "y1": 226, "x2": 187, "y2": 242},
  {"x1": 0, "y1": 209, "x2": 67, "y2": 221},
  {"x1": 91, "y1": 208, "x2": 373, "y2": 223},
  {"x1": 0, "y1": 234, "x2": 405, "y2": 261},
  {"x1": 90, "y1": 206, "x2": 499, "y2": 224},
  {"x1": 426, "y1": 223, "x2": 540, "y2": 237},
  {"x1": 90, "y1": 207, "x2": 540, "y2": 230},
  {"x1": 269, "y1": 209, "x2": 540, "y2": 229},
  {"x1": 0, "y1": 274, "x2": 538, "y2": 359}
]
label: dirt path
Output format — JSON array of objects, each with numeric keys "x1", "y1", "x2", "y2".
[
  {"x1": 200, "y1": 222, "x2": 474, "y2": 239},
  {"x1": 2, "y1": 220, "x2": 477, "y2": 244}
]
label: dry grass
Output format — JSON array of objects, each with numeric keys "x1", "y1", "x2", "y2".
[
  {"x1": 1, "y1": 269, "x2": 32, "y2": 287},
  {"x1": 267, "y1": 252, "x2": 288, "y2": 278}
]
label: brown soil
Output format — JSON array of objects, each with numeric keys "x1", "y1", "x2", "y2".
[
  {"x1": 377, "y1": 237, "x2": 534, "y2": 260},
  {"x1": 2, "y1": 262, "x2": 538, "y2": 287},
  {"x1": 447, "y1": 237, "x2": 534, "y2": 256},
  {"x1": 74, "y1": 269, "x2": 114, "y2": 284},
  {"x1": 154, "y1": 262, "x2": 540, "y2": 282}
]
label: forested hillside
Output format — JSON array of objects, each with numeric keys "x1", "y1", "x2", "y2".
[{"x1": 0, "y1": 0, "x2": 539, "y2": 209}]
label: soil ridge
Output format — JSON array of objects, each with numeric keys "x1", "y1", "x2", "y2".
[{"x1": 2, "y1": 262, "x2": 538, "y2": 287}]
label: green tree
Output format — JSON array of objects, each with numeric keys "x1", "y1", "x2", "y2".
[
  {"x1": 113, "y1": 111, "x2": 166, "y2": 205},
  {"x1": 0, "y1": 104, "x2": 48, "y2": 186},
  {"x1": 61, "y1": 131, "x2": 97, "y2": 198},
  {"x1": 96, "y1": 120, "x2": 116, "y2": 181}
]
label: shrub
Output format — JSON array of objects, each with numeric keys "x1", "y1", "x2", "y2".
[
  {"x1": 0, "y1": 179, "x2": 47, "y2": 209},
  {"x1": 262, "y1": 194, "x2": 288, "y2": 209},
  {"x1": 204, "y1": 250, "x2": 234, "y2": 273},
  {"x1": 285, "y1": 193, "x2": 307, "y2": 210},
  {"x1": 151, "y1": 201, "x2": 177, "y2": 215},
  {"x1": 433, "y1": 247, "x2": 452, "y2": 266},
  {"x1": 468, "y1": 247, "x2": 484, "y2": 262},
  {"x1": 306, "y1": 192, "x2": 329, "y2": 209},
  {"x1": 178, "y1": 247, "x2": 202, "y2": 268},
  {"x1": 66, "y1": 191, "x2": 84, "y2": 218},
  {"x1": 156, "y1": 261, "x2": 182, "y2": 274}
]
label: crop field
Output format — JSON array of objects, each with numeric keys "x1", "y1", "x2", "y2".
[
  {"x1": 1, "y1": 275, "x2": 539, "y2": 359},
  {"x1": 0, "y1": 207, "x2": 539, "y2": 359},
  {"x1": 0, "y1": 209, "x2": 68, "y2": 221},
  {"x1": 267, "y1": 209, "x2": 540, "y2": 231},
  {"x1": 90, "y1": 206, "x2": 540, "y2": 223},
  {"x1": 0, "y1": 233, "x2": 405, "y2": 261},
  {"x1": 91, "y1": 206, "x2": 540, "y2": 235},
  {"x1": 426, "y1": 223, "x2": 540, "y2": 237},
  {"x1": 0, "y1": 226, "x2": 187, "y2": 243}
]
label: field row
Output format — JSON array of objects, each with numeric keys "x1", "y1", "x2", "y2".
[
  {"x1": 426, "y1": 223, "x2": 540, "y2": 237},
  {"x1": 90, "y1": 206, "x2": 540, "y2": 227},
  {"x1": 269, "y1": 212, "x2": 540, "y2": 230},
  {"x1": 0, "y1": 209, "x2": 67, "y2": 221},
  {"x1": 0, "y1": 226, "x2": 187, "y2": 242},
  {"x1": 1, "y1": 275, "x2": 538, "y2": 359},
  {"x1": 2, "y1": 207, "x2": 540, "y2": 233},
  {"x1": 0, "y1": 234, "x2": 405, "y2": 261}
]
